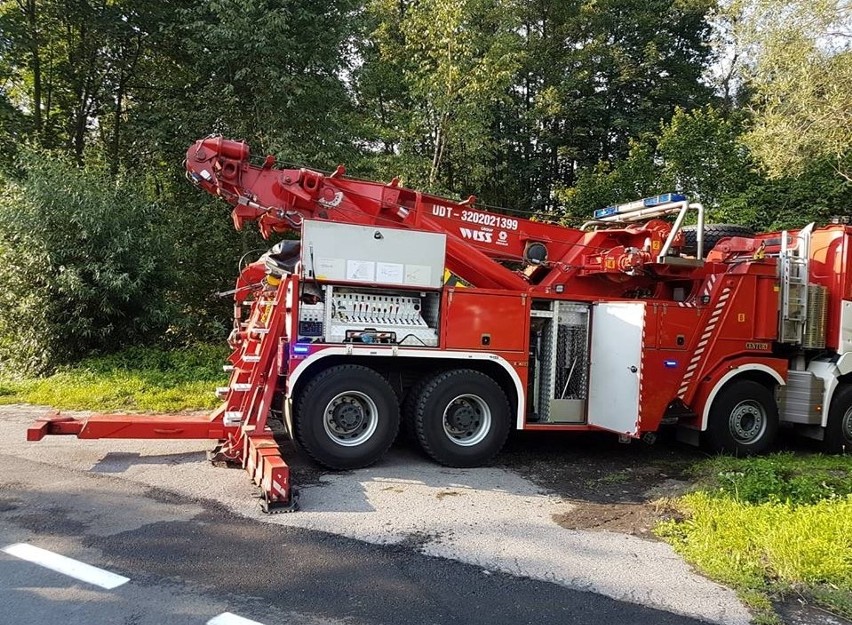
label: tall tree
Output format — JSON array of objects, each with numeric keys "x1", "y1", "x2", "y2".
[
  {"x1": 356, "y1": 0, "x2": 522, "y2": 195},
  {"x1": 0, "y1": 0, "x2": 172, "y2": 163},
  {"x1": 730, "y1": 0, "x2": 852, "y2": 181}
]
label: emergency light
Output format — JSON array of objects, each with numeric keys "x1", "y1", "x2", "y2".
[{"x1": 593, "y1": 193, "x2": 687, "y2": 219}]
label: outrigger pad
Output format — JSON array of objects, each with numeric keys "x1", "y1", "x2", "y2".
[
  {"x1": 262, "y1": 488, "x2": 300, "y2": 514},
  {"x1": 27, "y1": 411, "x2": 81, "y2": 441}
]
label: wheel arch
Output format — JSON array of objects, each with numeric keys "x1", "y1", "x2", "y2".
[
  {"x1": 698, "y1": 364, "x2": 786, "y2": 431},
  {"x1": 287, "y1": 349, "x2": 524, "y2": 428}
]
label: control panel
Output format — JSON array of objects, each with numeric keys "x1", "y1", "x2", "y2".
[
  {"x1": 296, "y1": 285, "x2": 439, "y2": 346},
  {"x1": 297, "y1": 302, "x2": 324, "y2": 337}
]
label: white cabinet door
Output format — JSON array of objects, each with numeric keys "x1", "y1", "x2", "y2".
[{"x1": 588, "y1": 302, "x2": 645, "y2": 436}]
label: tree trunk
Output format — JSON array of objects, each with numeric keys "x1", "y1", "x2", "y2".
[{"x1": 20, "y1": 0, "x2": 42, "y2": 135}]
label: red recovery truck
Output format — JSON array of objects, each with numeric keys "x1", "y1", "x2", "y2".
[{"x1": 28, "y1": 136, "x2": 852, "y2": 512}]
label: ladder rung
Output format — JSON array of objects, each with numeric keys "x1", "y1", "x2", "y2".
[
  {"x1": 223, "y1": 364, "x2": 234, "y2": 373},
  {"x1": 242, "y1": 355, "x2": 260, "y2": 363},
  {"x1": 215, "y1": 386, "x2": 229, "y2": 399},
  {"x1": 232, "y1": 383, "x2": 253, "y2": 392},
  {"x1": 224, "y1": 411, "x2": 243, "y2": 426},
  {"x1": 251, "y1": 328, "x2": 270, "y2": 335}
]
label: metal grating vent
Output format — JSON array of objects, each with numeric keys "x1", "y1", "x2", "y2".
[
  {"x1": 554, "y1": 307, "x2": 589, "y2": 400},
  {"x1": 803, "y1": 285, "x2": 828, "y2": 349}
]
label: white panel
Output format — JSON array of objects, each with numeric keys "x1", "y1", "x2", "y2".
[
  {"x1": 839, "y1": 300, "x2": 852, "y2": 355},
  {"x1": 588, "y1": 302, "x2": 644, "y2": 436},
  {"x1": 301, "y1": 219, "x2": 446, "y2": 288}
]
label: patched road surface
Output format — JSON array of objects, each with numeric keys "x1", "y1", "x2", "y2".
[{"x1": 0, "y1": 405, "x2": 751, "y2": 624}]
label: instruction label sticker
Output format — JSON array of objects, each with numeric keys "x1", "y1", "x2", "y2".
[
  {"x1": 404, "y1": 264, "x2": 432, "y2": 286},
  {"x1": 376, "y1": 262, "x2": 404, "y2": 284},
  {"x1": 346, "y1": 260, "x2": 376, "y2": 282}
]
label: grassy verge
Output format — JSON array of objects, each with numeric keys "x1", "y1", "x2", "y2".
[
  {"x1": 0, "y1": 345, "x2": 228, "y2": 412},
  {"x1": 656, "y1": 453, "x2": 852, "y2": 623}
]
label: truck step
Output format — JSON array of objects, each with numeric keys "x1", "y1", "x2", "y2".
[
  {"x1": 223, "y1": 364, "x2": 234, "y2": 373},
  {"x1": 224, "y1": 411, "x2": 243, "y2": 426},
  {"x1": 215, "y1": 386, "x2": 230, "y2": 399}
]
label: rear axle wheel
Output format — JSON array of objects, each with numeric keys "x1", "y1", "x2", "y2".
[
  {"x1": 414, "y1": 369, "x2": 511, "y2": 467},
  {"x1": 294, "y1": 364, "x2": 399, "y2": 470}
]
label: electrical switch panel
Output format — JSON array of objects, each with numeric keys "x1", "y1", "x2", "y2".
[{"x1": 296, "y1": 285, "x2": 439, "y2": 346}]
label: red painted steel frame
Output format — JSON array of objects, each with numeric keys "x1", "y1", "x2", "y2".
[
  {"x1": 184, "y1": 137, "x2": 706, "y2": 298},
  {"x1": 26, "y1": 277, "x2": 298, "y2": 513},
  {"x1": 27, "y1": 134, "x2": 850, "y2": 512}
]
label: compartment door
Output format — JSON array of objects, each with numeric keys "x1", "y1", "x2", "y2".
[{"x1": 588, "y1": 302, "x2": 645, "y2": 436}]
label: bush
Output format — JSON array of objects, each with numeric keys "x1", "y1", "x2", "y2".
[{"x1": 0, "y1": 148, "x2": 177, "y2": 375}]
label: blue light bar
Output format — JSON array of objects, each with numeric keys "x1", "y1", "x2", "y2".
[
  {"x1": 593, "y1": 205, "x2": 619, "y2": 219},
  {"x1": 292, "y1": 344, "x2": 310, "y2": 354},
  {"x1": 593, "y1": 193, "x2": 687, "y2": 219},
  {"x1": 643, "y1": 193, "x2": 687, "y2": 207}
]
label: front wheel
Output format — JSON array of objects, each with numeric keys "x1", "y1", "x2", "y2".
[
  {"x1": 704, "y1": 379, "x2": 778, "y2": 455},
  {"x1": 293, "y1": 364, "x2": 400, "y2": 470},
  {"x1": 414, "y1": 369, "x2": 511, "y2": 467},
  {"x1": 824, "y1": 384, "x2": 852, "y2": 453}
]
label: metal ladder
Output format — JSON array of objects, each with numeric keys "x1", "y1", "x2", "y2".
[{"x1": 779, "y1": 223, "x2": 814, "y2": 344}]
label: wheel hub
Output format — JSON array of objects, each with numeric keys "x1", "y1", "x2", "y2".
[
  {"x1": 332, "y1": 402, "x2": 364, "y2": 430},
  {"x1": 843, "y1": 407, "x2": 852, "y2": 441},
  {"x1": 323, "y1": 391, "x2": 378, "y2": 446},
  {"x1": 729, "y1": 400, "x2": 766, "y2": 443},
  {"x1": 446, "y1": 402, "x2": 478, "y2": 432},
  {"x1": 442, "y1": 394, "x2": 492, "y2": 447}
]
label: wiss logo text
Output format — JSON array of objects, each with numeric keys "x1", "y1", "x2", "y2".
[{"x1": 459, "y1": 228, "x2": 493, "y2": 243}]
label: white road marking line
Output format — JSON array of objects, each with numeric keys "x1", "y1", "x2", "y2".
[
  {"x1": 207, "y1": 613, "x2": 266, "y2": 625},
  {"x1": 1, "y1": 543, "x2": 129, "y2": 589}
]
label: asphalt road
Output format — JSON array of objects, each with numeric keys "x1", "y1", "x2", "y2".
[{"x1": 0, "y1": 405, "x2": 752, "y2": 625}]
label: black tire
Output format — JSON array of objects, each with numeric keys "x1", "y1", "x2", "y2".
[
  {"x1": 704, "y1": 379, "x2": 779, "y2": 455},
  {"x1": 414, "y1": 369, "x2": 511, "y2": 467},
  {"x1": 400, "y1": 374, "x2": 434, "y2": 444},
  {"x1": 293, "y1": 364, "x2": 400, "y2": 470},
  {"x1": 681, "y1": 224, "x2": 754, "y2": 257},
  {"x1": 823, "y1": 384, "x2": 852, "y2": 453}
]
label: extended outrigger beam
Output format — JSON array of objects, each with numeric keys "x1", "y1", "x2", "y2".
[
  {"x1": 27, "y1": 409, "x2": 298, "y2": 513},
  {"x1": 27, "y1": 278, "x2": 299, "y2": 513}
]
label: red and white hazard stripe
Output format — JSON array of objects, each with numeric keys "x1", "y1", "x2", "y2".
[
  {"x1": 677, "y1": 273, "x2": 717, "y2": 308},
  {"x1": 677, "y1": 283, "x2": 730, "y2": 399}
]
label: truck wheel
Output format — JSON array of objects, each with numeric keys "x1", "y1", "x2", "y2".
[
  {"x1": 680, "y1": 224, "x2": 754, "y2": 257},
  {"x1": 414, "y1": 369, "x2": 511, "y2": 467},
  {"x1": 401, "y1": 374, "x2": 433, "y2": 444},
  {"x1": 824, "y1": 384, "x2": 852, "y2": 453},
  {"x1": 704, "y1": 379, "x2": 778, "y2": 455},
  {"x1": 294, "y1": 365, "x2": 399, "y2": 470}
]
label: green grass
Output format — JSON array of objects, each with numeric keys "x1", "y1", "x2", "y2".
[
  {"x1": 0, "y1": 345, "x2": 228, "y2": 412},
  {"x1": 656, "y1": 453, "x2": 852, "y2": 621}
]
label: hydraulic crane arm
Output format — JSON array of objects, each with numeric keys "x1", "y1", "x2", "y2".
[
  {"x1": 185, "y1": 137, "x2": 594, "y2": 290},
  {"x1": 186, "y1": 137, "x2": 700, "y2": 293}
]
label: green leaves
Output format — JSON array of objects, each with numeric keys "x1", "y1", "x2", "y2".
[
  {"x1": 0, "y1": 148, "x2": 176, "y2": 375},
  {"x1": 713, "y1": 0, "x2": 852, "y2": 182}
]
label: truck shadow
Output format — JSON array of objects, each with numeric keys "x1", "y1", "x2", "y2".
[{"x1": 91, "y1": 451, "x2": 203, "y2": 474}]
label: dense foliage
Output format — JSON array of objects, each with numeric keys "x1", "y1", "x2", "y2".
[
  {"x1": 0, "y1": 151, "x2": 176, "y2": 373},
  {"x1": 0, "y1": 0, "x2": 849, "y2": 371}
]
